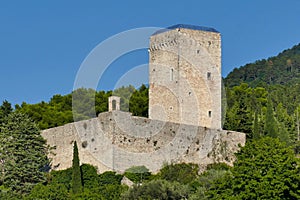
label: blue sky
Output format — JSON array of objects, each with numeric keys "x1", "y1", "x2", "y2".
[{"x1": 1, "y1": 0, "x2": 300, "y2": 106}]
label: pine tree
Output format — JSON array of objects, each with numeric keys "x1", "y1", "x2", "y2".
[
  {"x1": 0, "y1": 100, "x2": 13, "y2": 116},
  {"x1": 0, "y1": 112, "x2": 49, "y2": 194},
  {"x1": 0, "y1": 100, "x2": 13, "y2": 123},
  {"x1": 71, "y1": 141, "x2": 82, "y2": 194}
]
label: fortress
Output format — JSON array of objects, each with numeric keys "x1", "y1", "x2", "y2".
[{"x1": 42, "y1": 24, "x2": 245, "y2": 173}]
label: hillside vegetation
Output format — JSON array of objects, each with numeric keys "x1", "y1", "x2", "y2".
[
  {"x1": 225, "y1": 43, "x2": 300, "y2": 87},
  {"x1": 223, "y1": 43, "x2": 300, "y2": 148}
]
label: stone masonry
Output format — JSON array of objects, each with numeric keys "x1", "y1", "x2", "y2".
[
  {"x1": 149, "y1": 24, "x2": 221, "y2": 129},
  {"x1": 41, "y1": 24, "x2": 245, "y2": 173},
  {"x1": 42, "y1": 111, "x2": 245, "y2": 173}
]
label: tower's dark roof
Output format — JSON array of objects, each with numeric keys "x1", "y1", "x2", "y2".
[{"x1": 152, "y1": 24, "x2": 219, "y2": 35}]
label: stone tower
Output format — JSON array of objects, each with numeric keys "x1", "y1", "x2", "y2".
[{"x1": 149, "y1": 24, "x2": 221, "y2": 129}]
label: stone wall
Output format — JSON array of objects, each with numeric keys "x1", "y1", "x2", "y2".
[
  {"x1": 149, "y1": 27, "x2": 222, "y2": 129},
  {"x1": 42, "y1": 111, "x2": 245, "y2": 173}
]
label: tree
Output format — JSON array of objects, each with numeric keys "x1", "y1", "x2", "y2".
[
  {"x1": 71, "y1": 141, "x2": 82, "y2": 194},
  {"x1": 275, "y1": 103, "x2": 292, "y2": 144},
  {"x1": 158, "y1": 163, "x2": 199, "y2": 185},
  {"x1": 295, "y1": 105, "x2": 300, "y2": 142},
  {"x1": 252, "y1": 111, "x2": 260, "y2": 139},
  {"x1": 50, "y1": 167, "x2": 72, "y2": 190},
  {"x1": 225, "y1": 43, "x2": 300, "y2": 87},
  {"x1": 0, "y1": 189, "x2": 22, "y2": 200},
  {"x1": 0, "y1": 100, "x2": 13, "y2": 117},
  {"x1": 0, "y1": 100, "x2": 13, "y2": 124},
  {"x1": 0, "y1": 112, "x2": 49, "y2": 194},
  {"x1": 264, "y1": 96, "x2": 278, "y2": 138},
  {"x1": 17, "y1": 85, "x2": 149, "y2": 130},
  {"x1": 98, "y1": 171, "x2": 123, "y2": 186},
  {"x1": 129, "y1": 84, "x2": 149, "y2": 117},
  {"x1": 207, "y1": 137, "x2": 300, "y2": 199},
  {"x1": 223, "y1": 84, "x2": 254, "y2": 138},
  {"x1": 26, "y1": 182, "x2": 69, "y2": 200},
  {"x1": 294, "y1": 106, "x2": 300, "y2": 154},
  {"x1": 124, "y1": 166, "x2": 151, "y2": 184},
  {"x1": 235, "y1": 100, "x2": 253, "y2": 135},
  {"x1": 122, "y1": 179, "x2": 190, "y2": 200},
  {"x1": 80, "y1": 164, "x2": 99, "y2": 189},
  {"x1": 98, "y1": 171, "x2": 127, "y2": 200}
]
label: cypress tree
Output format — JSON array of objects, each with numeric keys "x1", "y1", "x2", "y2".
[
  {"x1": 264, "y1": 96, "x2": 278, "y2": 138},
  {"x1": 253, "y1": 111, "x2": 260, "y2": 139},
  {"x1": 71, "y1": 141, "x2": 82, "y2": 194}
]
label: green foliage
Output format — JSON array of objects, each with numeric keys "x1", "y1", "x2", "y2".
[
  {"x1": 157, "y1": 163, "x2": 199, "y2": 185},
  {"x1": 124, "y1": 165, "x2": 151, "y2": 183},
  {"x1": 129, "y1": 84, "x2": 148, "y2": 117},
  {"x1": 189, "y1": 164, "x2": 230, "y2": 200},
  {"x1": 224, "y1": 83, "x2": 267, "y2": 138},
  {"x1": 50, "y1": 168, "x2": 72, "y2": 190},
  {"x1": 253, "y1": 111, "x2": 260, "y2": 139},
  {"x1": 264, "y1": 95, "x2": 279, "y2": 137},
  {"x1": 26, "y1": 165, "x2": 126, "y2": 199},
  {"x1": 223, "y1": 82, "x2": 300, "y2": 146},
  {"x1": 19, "y1": 100, "x2": 73, "y2": 130},
  {"x1": 98, "y1": 171, "x2": 123, "y2": 186},
  {"x1": 206, "y1": 162, "x2": 231, "y2": 171},
  {"x1": 26, "y1": 183, "x2": 69, "y2": 200},
  {"x1": 69, "y1": 188, "x2": 104, "y2": 200},
  {"x1": 17, "y1": 85, "x2": 149, "y2": 130},
  {"x1": 80, "y1": 164, "x2": 99, "y2": 189},
  {"x1": 0, "y1": 192, "x2": 22, "y2": 200},
  {"x1": 72, "y1": 88, "x2": 99, "y2": 121},
  {"x1": 223, "y1": 43, "x2": 300, "y2": 144},
  {"x1": 71, "y1": 141, "x2": 82, "y2": 194},
  {"x1": 0, "y1": 100, "x2": 13, "y2": 117},
  {"x1": 113, "y1": 85, "x2": 135, "y2": 112},
  {"x1": 100, "y1": 184, "x2": 128, "y2": 200},
  {"x1": 122, "y1": 179, "x2": 190, "y2": 200},
  {"x1": 225, "y1": 43, "x2": 300, "y2": 87},
  {"x1": 207, "y1": 137, "x2": 300, "y2": 199},
  {"x1": 0, "y1": 100, "x2": 13, "y2": 124},
  {"x1": 0, "y1": 112, "x2": 49, "y2": 194}
]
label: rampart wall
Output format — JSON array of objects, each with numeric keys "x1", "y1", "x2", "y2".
[{"x1": 42, "y1": 111, "x2": 245, "y2": 173}]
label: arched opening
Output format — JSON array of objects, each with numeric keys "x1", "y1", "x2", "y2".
[
  {"x1": 108, "y1": 96, "x2": 120, "y2": 111},
  {"x1": 112, "y1": 100, "x2": 117, "y2": 111}
]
